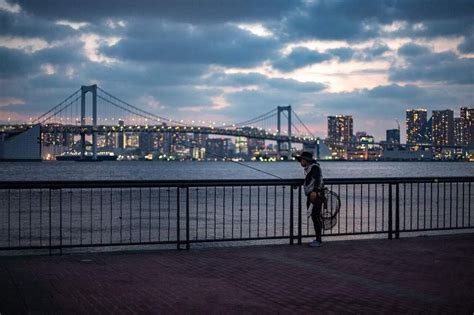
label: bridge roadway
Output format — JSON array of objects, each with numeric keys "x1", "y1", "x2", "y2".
[{"x1": 1, "y1": 124, "x2": 318, "y2": 144}]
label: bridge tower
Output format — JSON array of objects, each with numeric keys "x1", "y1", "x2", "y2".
[
  {"x1": 277, "y1": 105, "x2": 292, "y2": 160},
  {"x1": 80, "y1": 84, "x2": 98, "y2": 160}
]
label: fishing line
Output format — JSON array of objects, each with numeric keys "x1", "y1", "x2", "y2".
[{"x1": 178, "y1": 140, "x2": 284, "y2": 179}]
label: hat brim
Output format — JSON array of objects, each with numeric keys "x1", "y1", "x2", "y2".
[{"x1": 295, "y1": 155, "x2": 315, "y2": 162}]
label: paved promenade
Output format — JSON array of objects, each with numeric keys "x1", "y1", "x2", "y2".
[{"x1": 1, "y1": 233, "x2": 473, "y2": 314}]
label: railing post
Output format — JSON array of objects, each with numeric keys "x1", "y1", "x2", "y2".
[
  {"x1": 177, "y1": 187, "x2": 181, "y2": 250},
  {"x1": 49, "y1": 188, "x2": 52, "y2": 255},
  {"x1": 388, "y1": 184, "x2": 393, "y2": 240},
  {"x1": 298, "y1": 185, "x2": 302, "y2": 245},
  {"x1": 59, "y1": 189, "x2": 63, "y2": 255},
  {"x1": 395, "y1": 183, "x2": 400, "y2": 239},
  {"x1": 186, "y1": 187, "x2": 190, "y2": 250},
  {"x1": 290, "y1": 185, "x2": 294, "y2": 245}
]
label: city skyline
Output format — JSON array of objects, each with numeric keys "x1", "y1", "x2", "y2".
[{"x1": 0, "y1": 0, "x2": 473, "y2": 142}]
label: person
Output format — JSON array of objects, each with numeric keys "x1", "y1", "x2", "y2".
[{"x1": 295, "y1": 151, "x2": 324, "y2": 247}]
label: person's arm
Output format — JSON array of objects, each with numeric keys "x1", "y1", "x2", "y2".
[
  {"x1": 308, "y1": 164, "x2": 322, "y2": 203},
  {"x1": 309, "y1": 165, "x2": 322, "y2": 192}
]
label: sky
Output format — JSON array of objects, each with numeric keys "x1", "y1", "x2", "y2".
[{"x1": 0, "y1": 0, "x2": 473, "y2": 142}]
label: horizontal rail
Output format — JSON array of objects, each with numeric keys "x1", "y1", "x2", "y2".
[{"x1": 0, "y1": 176, "x2": 473, "y2": 189}]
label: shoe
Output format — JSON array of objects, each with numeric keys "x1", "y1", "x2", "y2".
[{"x1": 308, "y1": 240, "x2": 322, "y2": 247}]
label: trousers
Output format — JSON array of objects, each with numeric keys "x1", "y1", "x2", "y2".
[{"x1": 307, "y1": 196, "x2": 323, "y2": 242}]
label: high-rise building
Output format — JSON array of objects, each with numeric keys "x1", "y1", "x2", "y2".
[
  {"x1": 327, "y1": 115, "x2": 353, "y2": 145},
  {"x1": 406, "y1": 109, "x2": 427, "y2": 145},
  {"x1": 432, "y1": 109, "x2": 454, "y2": 146},
  {"x1": 454, "y1": 117, "x2": 464, "y2": 146},
  {"x1": 207, "y1": 138, "x2": 231, "y2": 158},
  {"x1": 386, "y1": 129, "x2": 400, "y2": 144},
  {"x1": 460, "y1": 107, "x2": 473, "y2": 147},
  {"x1": 235, "y1": 136, "x2": 248, "y2": 155}
]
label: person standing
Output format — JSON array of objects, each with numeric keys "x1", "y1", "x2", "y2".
[{"x1": 295, "y1": 151, "x2": 324, "y2": 247}]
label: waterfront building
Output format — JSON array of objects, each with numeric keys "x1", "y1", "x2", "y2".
[
  {"x1": 454, "y1": 117, "x2": 464, "y2": 146},
  {"x1": 125, "y1": 132, "x2": 139, "y2": 148},
  {"x1": 248, "y1": 138, "x2": 265, "y2": 155},
  {"x1": 207, "y1": 138, "x2": 231, "y2": 158},
  {"x1": 386, "y1": 129, "x2": 400, "y2": 144},
  {"x1": 432, "y1": 109, "x2": 454, "y2": 146},
  {"x1": 235, "y1": 136, "x2": 248, "y2": 155},
  {"x1": 460, "y1": 107, "x2": 473, "y2": 147},
  {"x1": 327, "y1": 115, "x2": 353, "y2": 159},
  {"x1": 406, "y1": 109, "x2": 428, "y2": 146},
  {"x1": 432, "y1": 109, "x2": 454, "y2": 159},
  {"x1": 327, "y1": 115, "x2": 353, "y2": 145},
  {"x1": 139, "y1": 132, "x2": 154, "y2": 153}
]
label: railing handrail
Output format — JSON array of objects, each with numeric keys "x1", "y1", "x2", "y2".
[{"x1": 0, "y1": 176, "x2": 473, "y2": 189}]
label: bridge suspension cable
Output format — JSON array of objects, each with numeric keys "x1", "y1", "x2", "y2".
[
  {"x1": 98, "y1": 87, "x2": 190, "y2": 126},
  {"x1": 32, "y1": 88, "x2": 81, "y2": 124},
  {"x1": 292, "y1": 109, "x2": 316, "y2": 138},
  {"x1": 234, "y1": 108, "x2": 277, "y2": 127},
  {"x1": 39, "y1": 94, "x2": 81, "y2": 124}
]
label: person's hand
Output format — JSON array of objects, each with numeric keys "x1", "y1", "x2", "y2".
[{"x1": 309, "y1": 191, "x2": 318, "y2": 203}]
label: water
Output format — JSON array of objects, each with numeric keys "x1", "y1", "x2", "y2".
[{"x1": 1, "y1": 161, "x2": 473, "y2": 181}]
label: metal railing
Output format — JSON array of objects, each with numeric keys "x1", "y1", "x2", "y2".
[{"x1": 0, "y1": 177, "x2": 472, "y2": 253}]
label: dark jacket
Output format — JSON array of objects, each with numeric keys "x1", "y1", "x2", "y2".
[{"x1": 303, "y1": 162, "x2": 324, "y2": 196}]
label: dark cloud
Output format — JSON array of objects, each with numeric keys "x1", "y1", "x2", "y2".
[
  {"x1": 10, "y1": 0, "x2": 295, "y2": 24},
  {"x1": 327, "y1": 48, "x2": 355, "y2": 62},
  {"x1": 391, "y1": 48, "x2": 474, "y2": 84},
  {"x1": 0, "y1": 47, "x2": 38, "y2": 77},
  {"x1": 398, "y1": 43, "x2": 430, "y2": 57},
  {"x1": 272, "y1": 47, "x2": 331, "y2": 72},
  {"x1": 279, "y1": 0, "x2": 474, "y2": 42},
  {"x1": 0, "y1": 10, "x2": 74, "y2": 41},
  {"x1": 205, "y1": 72, "x2": 327, "y2": 93},
  {"x1": 363, "y1": 84, "x2": 426, "y2": 99},
  {"x1": 102, "y1": 22, "x2": 279, "y2": 67},
  {"x1": 458, "y1": 32, "x2": 474, "y2": 53}
]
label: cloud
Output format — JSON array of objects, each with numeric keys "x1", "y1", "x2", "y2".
[
  {"x1": 458, "y1": 32, "x2": 474, "y2": 53},
  {"x1": 397, "y1": 43, "x2": 430, "y2": 57},
  {"x1": 363, "y1": 84, "x2": 425, "y2": 100},
  {"x1": 391, "y1": 46, "x2": 474, "y2": 84},
  {"x1": 272, "y1": 47, "x2": 332, "y2": 72},
  {"x1": 279, "y1": 0, "x2": 474, "y2": 42},
  {"x1": 205, "y1": 72, "x2": 327, "y2": 93},
  {"x1": 11, "y1": 0, "x2": 295, "y2": 24},
  {"x1": 0, "y1": 10, "x2": 74, "y2": 41},
  {"x1": 102, "y1": 21, "x2": 279, "y2": 67}
]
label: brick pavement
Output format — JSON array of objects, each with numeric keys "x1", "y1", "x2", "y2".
[{"x1": 1, "y1": 233, "x2": 474, "y2": 314}]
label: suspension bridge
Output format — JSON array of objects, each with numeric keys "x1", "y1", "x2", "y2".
[{"x1": 1, "y1": 85, "x2": 320, "y2": 160}]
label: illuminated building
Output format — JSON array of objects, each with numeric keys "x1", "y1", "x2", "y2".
[
  {"x1": 125, "y1": 132, "x2": 139, "y2": 148},
  {"x1": 207, "y1": 138, "x2": 231, "y2": 158},
  {"x1": 432, "y1": 109, "x2": 454, "y2": 146},
  {"x1": 235, "y1": 136, "x2": 248, "y2": 155},
  {"x1": 248, "y1": 138, "x2": 265, "y2": 155},
  {"x1": 327, "y1": 115, "x2": 353, "y2": 145},
  {"x1": 454, "y1": 117, "x2": 464, "y2": 146},
  {"x1": 406, "y1": 109, "x2": 428, "y2": 146},
  {"x1": 460, "y1": 107, "x2": 473, "y2": 147},
  {"x1": 327, "y1": 115, "x2": 353, "y2": 159},
  {"x1": 386, "y1": 129, "x2": 400, "y2": 144}
]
